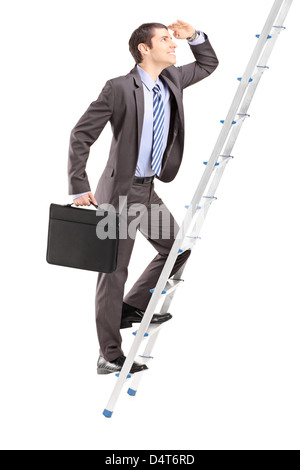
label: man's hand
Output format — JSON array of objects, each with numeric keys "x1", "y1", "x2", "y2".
[
  {"x1": 73, "y1": 192, "x2": 98, "y2": 207},
  {"x1": 168, "y1": 20, "x2": 196, "y2": 40}
]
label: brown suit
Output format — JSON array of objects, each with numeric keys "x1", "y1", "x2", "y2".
[{"x1": 68, "y1": 37, "x2": 218, "y2": 360}]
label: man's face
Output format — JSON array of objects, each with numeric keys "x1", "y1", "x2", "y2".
[{"x1": 147, "y1": 28, "x2": 177, "y2": 67}]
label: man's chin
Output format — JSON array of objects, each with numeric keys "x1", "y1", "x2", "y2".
[{"x1": 168, "y1": 56, "x2": 177, "y2": 65}]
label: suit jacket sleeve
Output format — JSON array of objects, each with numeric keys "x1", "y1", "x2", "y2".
[
  {"x1": 177, "y1": 35, "x2": 219, "y2": 90},
  {"x1": 68, "y1": 80, "x2": 114, "y2": 195}
]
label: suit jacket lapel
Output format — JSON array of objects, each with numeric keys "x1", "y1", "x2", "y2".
[
  {"x1": 131, "y1": 67, "x2": 145, "y2": 155},
  {"x1": 160, "y1": 73, "x2": 184, "y2": 126}
]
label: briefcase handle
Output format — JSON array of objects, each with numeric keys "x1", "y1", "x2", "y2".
[{"x1": 67, "y1": 201, "x2": 99, "y2": 209}]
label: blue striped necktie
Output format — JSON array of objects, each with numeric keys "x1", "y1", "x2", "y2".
[{"x1": 151, "y1": 84, "x2": 165, "y2": 177}]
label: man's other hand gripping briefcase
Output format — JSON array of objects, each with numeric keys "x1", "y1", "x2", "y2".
[{"x1": 46, "y1": 203, "x2": 119, "y2": 273}]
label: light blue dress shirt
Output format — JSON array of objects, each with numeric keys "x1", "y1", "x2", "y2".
[
  {"x1": 135, "y1": 66, "x2": 170, "y2": 177},
  {"x1": 72, "y1": 31, "x2": 206, "y2": 199}
]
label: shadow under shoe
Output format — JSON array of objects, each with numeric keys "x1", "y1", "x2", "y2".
[
  {"x1": 121, "y1": 302, "x2": 172, "y2": 329},
  {"x1": 97, "y1": 354, "x2": 148, "y2": 375}
]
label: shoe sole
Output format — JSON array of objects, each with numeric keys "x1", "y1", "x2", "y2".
[
  {"x1": 120, "y1": 317, "x2": 172, "y2": 329},
  {"x1": 120, "y1": 321, "x2": 133, "y2": 329},
  {"x1": 97, "y1": 367, "x2": 148, "y2": 375},
  {"x1": 97, "y1": 368, "x2": 114, "y2": 375}
]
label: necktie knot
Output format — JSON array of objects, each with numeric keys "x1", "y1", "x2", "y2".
[{"x1": 153, "y1": 84, "x2": 161, "y2": 95}]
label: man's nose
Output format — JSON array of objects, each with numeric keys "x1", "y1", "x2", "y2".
[{"x1": 172, "y1": 40, "x2": 178, "y2": 49}]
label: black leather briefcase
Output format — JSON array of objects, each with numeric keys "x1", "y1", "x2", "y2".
[{"x1": 46, "y1": 203, "x2": 119, "y2": 273}]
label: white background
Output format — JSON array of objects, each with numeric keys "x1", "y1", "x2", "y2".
[{"x1": 1, "y1": 0, "x2": 299, "y2": 450}]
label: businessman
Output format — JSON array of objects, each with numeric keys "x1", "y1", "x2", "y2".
[{"x1": 68, "y1": 20, "x2": 219, "y2": 375}]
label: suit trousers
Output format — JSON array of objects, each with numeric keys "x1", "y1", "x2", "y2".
[{"x1": 95, "y1": 180, "x2": 191, "y2": 361}]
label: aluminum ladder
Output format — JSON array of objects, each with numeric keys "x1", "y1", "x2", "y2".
[{"x1": 103, "y1": 0, "x2": 293, "y2": 418}]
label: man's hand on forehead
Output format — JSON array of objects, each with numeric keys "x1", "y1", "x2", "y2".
[{"x1": 168, "y1": 20, "x2": 195, "y2": 40}]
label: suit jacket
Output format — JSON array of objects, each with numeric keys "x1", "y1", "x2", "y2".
[{"x1": 68, "y1": 37, "x2": 219, "y2": 208}]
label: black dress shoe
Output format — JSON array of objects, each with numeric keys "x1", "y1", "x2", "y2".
[
  {"x1": 120, "y1": 302, "x2": 172, "y2": 329},
  {"x1": 97, "y1": 354, "x2": 148, "y2": 375}
]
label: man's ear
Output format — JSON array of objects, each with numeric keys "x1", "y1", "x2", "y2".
[{"x1": 138, "y1": 43, "x2": 150, "y2": 58}]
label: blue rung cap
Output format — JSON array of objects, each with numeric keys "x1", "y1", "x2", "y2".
[
  {"x1": 103, "y1": 409, "x2": 113, "y2": 418},
  {"x1": 237, "y1": 77, "x2": 253, "y2": 82},
  {"x1": 220, "y1": 120, "x2": 236, "y2": 125},
  {"x1": 256, "y1": 34, "x2": 272, "y2": 39},
  {"x1": 128, "y1": 388, "x2": 137, "y2": 397},
  {"x1": 178, "y1": 249, "x2": 183, "y2": 254},
  {"x1": 203, "y1": 162, "x2": 219, "y2": 166}
]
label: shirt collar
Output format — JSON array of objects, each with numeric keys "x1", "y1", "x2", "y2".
[{"x1": 137, "y1": 65, "x2": 163, "y2": 93}]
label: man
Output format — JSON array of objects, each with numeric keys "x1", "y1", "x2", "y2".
[{"x1": 68, "y1": 20, "x2": 218, "y2": 375}]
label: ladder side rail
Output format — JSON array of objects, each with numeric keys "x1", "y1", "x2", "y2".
[{"x1": 103, "y1": 0, "x2": 285, "y2": 417}]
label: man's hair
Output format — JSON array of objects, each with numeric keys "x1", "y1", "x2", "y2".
[{"x1": 129, "y1": 23, "x2": 169, "y2": 64}]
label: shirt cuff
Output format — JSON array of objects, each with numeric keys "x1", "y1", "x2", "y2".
[
  {"x1": 72, "y1": 191, "x2": 90, "y2": 200},
  {"x1": 188, "y1": 30, "x2": 206, "y2": 45}
]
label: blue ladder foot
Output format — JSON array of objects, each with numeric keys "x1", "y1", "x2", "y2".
[
  {"x1": 128, "y1": 388, "x2": 137, "y2": 397},
  {"x1": 103, "y1": 409, "x2": 113, "y2": 418}
]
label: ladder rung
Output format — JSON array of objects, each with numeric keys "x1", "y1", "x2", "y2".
[
  {"x1": 237, "y1": 77, "x2": 253, "y2": 82},
  {"x1": 133, "y1": 323, "x2": 163, "y2": 339},
  {"x1": 150, "y1": 279, "x2": 183, "y2": 297},
  {"x1": 133, "y1": 330, "x2": 149, "y2": 337},
  {"x1": 203, "y1": 161, "x2": 219, "y2": 166},
  {"x1": 220, "y1": 120, "x2": 236, "y2": 125},
  {"x1": 256, "y1": 34, "x2": 272, "y2": 39},
  {"x1": 115, "y1": 373, "x2": 132, "y2": 379},
  {"x1": 185, "y1": 205, "x2": 201, "y2": 210}
]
